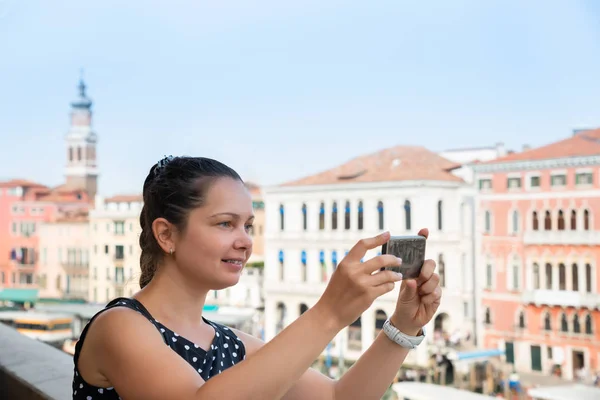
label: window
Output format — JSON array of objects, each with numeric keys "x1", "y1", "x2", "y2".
[
  {"x1": 575, "y1": 172, "x2": 593, "y2": 185},
  {"x1": 511, "y1": 210, "x2": 519, "y2": 233},
  {"x1": 544, "y1": 211, "x2": 551, "y2": 230},
  {"x1": 533, "y1": 263, "x2": 540, "y2": 289},
  {"x1": 560, "y1": 313, "x2": 568, "y2": 332},
  {"x1": 585, "y1": 263, "x2": 592, "y2": 293},
  {"x1": 404, "y1": 200, "x2": 412, "y2": 230},
  {"x1": 558, "y1": 264, "x2": 566, "y2": 290},
  {"x1": 279, "y1": 204, "x2": 285, "y2": 231},
  {"x1": 518, "y1": 311, "x2": 525, "y2": 328},
  {"x1": 584, "y1": 314, "x2": 593, "y2": 334},
  {"x1": 545, "y1": 263, "x2": 552, "y2": 289},
  {"x1": 344, "y1": 201, "x2": 350, "y2": 230},
  {"x1": 278, "y1": 251, "x2": 284, "y2": 280},
  {"x1": 331, "y1": 202, "x2": 338, "y2": 230},
  {"x1": 584, "y1": 209, "x2": 590, "y2": 230},
  {"x1": 331, "y1": 251, "x2": 338, "y2": 271},
  {"x1": 532, "y1": 211, "x2": 539, "y2": 230},
  {"x1": 570, "y1": 210, "x2": 577, "y2": 230},
  {"x1": 551, "y1": 174, "x2": 566, "y2": 187},
  {"x1": 557, "y1": 210, "x2": 565, "y2": 230},
  {"x1": 302, "y1": 204, "x2": 307, "y2": 231},
  {"x1": 437, "y1": 200, "x2": 443, "y2": 231},
  {"x1": 512, "y1": 260, "x2": 520, "y2": 290},
  {"x1": 484, "y1": 211, "x2": 491, "y2": 233},
  {"x1": 300, "y1": 250, "x2": 307, "y2": 282},
  {"x1": 530, "y1": 175, "x2": 540, "y2": 188},
  {"x1": 572, "y1": 263, "x2": 579, "y2": 291},
  {"x1": 486, "y1": 263, "x2": 493, "y2": 288},
  {"x1": 484, "y1": 307, "x2": 491, "y2": 324},
  {"x1": 479, "y1": 179, "x2": 492, "y2": 190},
  {"x1": 507, "y1": 177, "x2": 521, "y2": 189},
  {"x1": 114, "y1": 221, "x2": 125, "y2": 235},
  {"x1": 543, "y1": 312, "x2": 551, "y2": 330},
  {"x1": 357, "y1": 201, "x2": 364, "y2": 230},
  {"x1": 115, "y1": 245, "x2": 124, "y2": 260},
  {"x1": 377, "y1": 201, "x2": 384, "y2": 230},
  {"x1": 319, "y1": 202, "x2": 325, "y2": 230},
  {"x1": 573, "y1": 314, "x2": 581, "y2": 334}
]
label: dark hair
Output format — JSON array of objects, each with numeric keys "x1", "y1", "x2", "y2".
[{"x1": 139, "y1": 156, "x2": 243, "y2": 288}]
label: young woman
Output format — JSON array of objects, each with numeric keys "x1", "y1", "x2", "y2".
[{"x1": 72, "y1": 156, "x2": 442, "y2": 400}]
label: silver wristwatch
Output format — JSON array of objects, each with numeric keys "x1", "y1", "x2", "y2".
[{"x1": 382, "y1": 318, "x2": 426, "y2": 349}]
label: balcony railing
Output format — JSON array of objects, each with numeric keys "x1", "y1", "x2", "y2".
[
  {"x1": 522, "y1": 289, "x2": 598, "y2": 309},
  {"x1": 523, "y1": 230, "x2": 600, "y2": 245},
  {"x1": 0, "y1": 323, "x2": 72, "y2": 399},
  {"x1": 61, "y1": 262, "x2": 89, "y2": 274}
]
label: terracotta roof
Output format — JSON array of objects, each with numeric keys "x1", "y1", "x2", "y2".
[
  {"x1": 281, "y1": 145, "x2": 463, "y2": 187},
  {"x1": 0, "y1": 179, "x2": 48, "y2": 189},
  {"x1": 55, "y1": 209, "x2": 89, "y2": 223},
  {"x1": 105, "y1": 194, "x2": 143, "y2": 203},
  {"x1": 245, "y1": 182, "x2": 262, "y2": 196},
  {"x1": 479, "y1": 128, "x2": 600, "y2": 164}
]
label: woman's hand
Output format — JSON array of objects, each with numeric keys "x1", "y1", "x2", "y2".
[
  {"x1": 390, "y1": 228, "x2": 442, "y2": 336},
  {"x1": 314, "y1": 231, "x2": 404, "y2": 330}
]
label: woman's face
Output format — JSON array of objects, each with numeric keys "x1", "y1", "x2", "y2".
[{"x1": 174, "y1": 177, "x2": 254, "y2": 290}]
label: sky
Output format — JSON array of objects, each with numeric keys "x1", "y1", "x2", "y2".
[{"x1": 1, "y1": 0, "x2": 600, "y2": 196}]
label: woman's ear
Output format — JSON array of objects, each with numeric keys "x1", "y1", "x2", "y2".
[{"x1": 152, "y1": 217, "x2": 177, "y2": 254}]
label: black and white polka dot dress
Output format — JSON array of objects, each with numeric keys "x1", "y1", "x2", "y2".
[{"x1": 72, "y1": 297, "x2": 246, "y2": 399}]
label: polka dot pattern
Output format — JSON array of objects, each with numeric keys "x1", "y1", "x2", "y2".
[{"x1": 72, "y1": 297, "x2": 246, "y2": 399}]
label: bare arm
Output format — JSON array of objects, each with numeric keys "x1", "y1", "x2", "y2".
[{"x1": 86, "y1": 305, "x2": 340, "y2": 400}]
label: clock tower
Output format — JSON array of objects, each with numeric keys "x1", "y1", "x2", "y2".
[{"x1": 64, "y1": 76, "x2": 98, "y2": 198}]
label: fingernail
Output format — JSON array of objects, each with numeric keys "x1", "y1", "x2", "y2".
[
  {"x1": 396, "y1": 272, "x2": 403, "y2": 279},
  {"x1": 397, "y1": 257, "x2": 402, "y2": 264}
]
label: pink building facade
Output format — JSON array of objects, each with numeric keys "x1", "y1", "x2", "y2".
[{"x1": 474, "y1": 129, "x2": 600, "y2": 381}]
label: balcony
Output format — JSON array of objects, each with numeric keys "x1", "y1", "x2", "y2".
[
  {"x1": 0, "y1": 323, "x2": 72, "y2": 399},
  {"x1": 61, "y1": 262, "x2": 89, "y2": 275},
  {"x1": 113, "y1": 256, "x2": 125, "y2": 267},
  {"x1": 523, "y1": 230, "x2": 600, "y2": 246},
  {"x1": 522, "y1": 289, "x2": 598, "y2": 309}
]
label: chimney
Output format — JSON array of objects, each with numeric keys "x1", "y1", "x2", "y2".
[{"x1": 573, "y1": 128, "x2": 590, "y2": 136}]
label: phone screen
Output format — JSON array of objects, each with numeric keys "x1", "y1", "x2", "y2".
[{"x1": 381, "y1": 235, "x2": 426, "y2": 279}]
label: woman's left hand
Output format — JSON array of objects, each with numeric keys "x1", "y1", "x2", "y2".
[{"x1": 390, "y1": 228, "x2": 442, "y2": 336}]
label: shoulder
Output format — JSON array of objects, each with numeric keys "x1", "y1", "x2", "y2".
[{"x1": 227, "y1": 326, "x2": 264, "y2": 353}]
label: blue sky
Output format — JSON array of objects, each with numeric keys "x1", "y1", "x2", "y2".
[{"x1": 1, "y1": 0, "x2": 600, "y2": 196}]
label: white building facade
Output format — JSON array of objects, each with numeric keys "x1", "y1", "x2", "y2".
[
  {"x1": 262, "y1": 146, "x2": 480, "y2": 369},
  {"x1": 88, "y1": 195, "x2": 144, "y2": 303}
]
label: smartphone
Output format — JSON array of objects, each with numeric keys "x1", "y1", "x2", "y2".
[{"x1": 380, "y1": 235, "x2": 427, "y2": 279}]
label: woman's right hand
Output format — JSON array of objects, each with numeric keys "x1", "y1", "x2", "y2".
[{"x1": 315, "y1": 231, "x2": 403, "y2": 329}]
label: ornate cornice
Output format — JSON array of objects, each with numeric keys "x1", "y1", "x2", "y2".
[{"x1": 472, "y1": 155, "x2": 600, "y2": 174}]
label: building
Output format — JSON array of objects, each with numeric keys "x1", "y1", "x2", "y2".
[
  {"x1": 37, "y1": 209, "x2": 90, "y2": 300},
  {"x1": 88, "y1": 195, "x2": 143, "y2": 303},
  {"x1": 0, "y1": 78, "x2": 97, "y2": 302},
  {"x1": 262, "y1": 145, "x2": 480, "y2": 368},
  {"x1": 246, "y1": 182, "x2": 265, "y2": 264},
  {"x1": 473, "y1": 129, "x2": 600, "y2": 381}
]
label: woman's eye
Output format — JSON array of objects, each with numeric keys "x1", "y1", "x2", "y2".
[
  {"x1": 219, "y1": 221, "x2": 232, "y2": 228},
  {"x1": 245, "y1": 224, "x2": 254, "y2": 232}
]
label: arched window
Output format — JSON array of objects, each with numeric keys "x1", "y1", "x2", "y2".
[
  {"x1": 559, "y1": 263, "x2": 566, "y2": 290},
  {"x1": 331, "y1": 251, "x2": 338, "y2": 271},
  {"x1": 584, "y1": 209, "x2": 590, "y2": 230},
  {"x1": 357, "y1": 201, "x2": 364, "y2": 230},
  {"x1": 344, "y1": 201, "x2": 350, "y2": 230},
  {"x1": 557, "y1": 210, "x2": 565, "y2": 230},
  {"x1": 573, "y1": 314, "x2": 581, "y2": 334},
  {"x1": 544, "y1": 211, "x2": 552, "y2": 230},
  {"x1": 279, "y1": 204, "x2": 285, "y2": 231},
  {"x1": 512, "y1": 210, "x2": 519, "y2": 233},
  {"x1": 377, "y1": 201, "x2": 384, "y2": 230},
  {"x1": 532, "y1": 211, "x2": 539, "y2": 231},
  {"x1": 437, "y1": 200, "x2": 443, "y2": 231},
  {"x1": 318, "y1": 202, "x2": 325, "y2": 230},
  {"x1": 278, "y1": 250, "x2": 285, "y2": 281},
  {"x1": 533, "y1": 263, "x2": 540, "y2": 289},
  {"x1": 545, "y1": 263, "x2": 552, "y2": 289},
  {"x1": 404, "y1": 200, "x2": 412, "y2": 230},
  {"x1": 585, "y1": 263, "x2": 592, "y2": 293},
  {"x1": 300, "y1": 250, "x2": 307, "y2": 282},
  {"x1": 438, "y1": 254, "x2": 445, "y2": 287},
  {"x1": 301, "y1": 203, "x2": 307, "y2": 231},
  {"x1": 299, "y1": 303, "x2": 309, "y2": 315},
  {"x1": 484, "y1": 307, "x2": 491, "y2": 324},
  {"x1": 570, "y1": 210, "x2": 577, "y2": 230},
  {"x1": 485, "y1": 211, "x2": 491, "y2": 233},
  {"x1": 543, "y1": 312, "x2": 551, "y2": 330},
  {"x1": 584, "y1": 314, "x2": 593, "y2": 334},
  {"x1": 560, "y1": 313, "x2": 568, "y2": 332},
  {"x1": 331, "y1": 202, "x2": 338, "y2": 230},
  {"x1": 518, "y1": 311, "x2": 525, "y2": 328},
  {"x1": 572, "y1": 263, "x2": 579, "y2": 291}
]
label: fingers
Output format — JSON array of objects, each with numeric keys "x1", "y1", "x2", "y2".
[
  {"x1": 346, "y1": 231, "x2": 390, "y2": 262},
  {"x1": 372, "y1": 281, "x2": 396, "y2": 297},
  {"x1": 418, "y1": 272, "x2": 440, "y2": 296},
  {"x1": 416, "y1": 259, "x2": 436, "y2": 285},
  {"x1": 368, "y1": 269, "x2": 403, "y2": 286},
  {"x1": 419, "y1": 285, "x2": 442, "y2": 305},
  {"x1": 362, "y1": 254, "x2": 402, "y2": 274},
  {"x1": 417, "y1": 228, "x2": 429, "y2": 239}
]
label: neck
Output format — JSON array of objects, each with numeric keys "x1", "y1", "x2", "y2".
[{"x1": 135, "y1": 263, "x2": 210, "y2": 327}]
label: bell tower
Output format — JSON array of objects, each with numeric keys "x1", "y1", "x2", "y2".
[{"x1": 64, "y1": 74, "x2": 98, "y2": 199}]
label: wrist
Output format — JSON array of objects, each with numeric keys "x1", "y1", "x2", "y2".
[
  {"x1": 311, "y1": 301, "x2": 345, "y2": 334},
  {"x1": 390, "y1": 314, "x2": 422, "y2": 337}
]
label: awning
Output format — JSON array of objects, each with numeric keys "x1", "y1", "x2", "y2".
[
  {"x1": 0, "y1": 288, "x2": 39, "y2": 303},
  {"x1": 447, "y1": 348, "x2": 505, "y2": 361}
]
